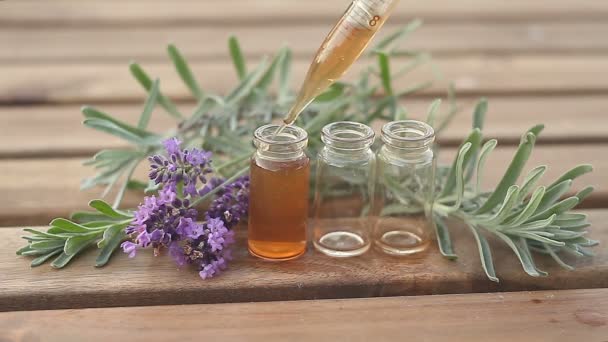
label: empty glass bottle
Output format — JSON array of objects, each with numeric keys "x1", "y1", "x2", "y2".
[
  {"x1": 312, "y1": 121, "x2": 376, "y2": 257},
  {"x1": 373, "y1": 120, "x2": 435, "y2": 256}
]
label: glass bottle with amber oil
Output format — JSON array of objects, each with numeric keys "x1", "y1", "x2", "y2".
[
  {"x1": 373, "y1": 120, "x2": 435, "y2": 256},
  {"x1": 312, "y1": 121, "x2": 375, "y2": 257},
  {"x1": 248, "y1": 124, "x2": 310, "y2": 261}
]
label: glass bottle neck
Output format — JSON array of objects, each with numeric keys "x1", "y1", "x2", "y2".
[
  {"x1": 321, "y1": 121, "x2": 375, "y2": 156},
  {"x1": 380, "y1": 120, "x2": 435, "y2": 162},
  {"x1": 254, "y1": 124, "x2": 308, "y2": 162}
]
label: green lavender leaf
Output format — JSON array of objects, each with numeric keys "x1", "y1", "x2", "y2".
[
  {"x1": 535, "y1": 180, "x2": 572, "y2": 213},
  {"x1": 547, "y1": 164, "x2": 593, "y2": 189},
  {"x1": 278, "y1": 48, "x2": 292, "y2": 105},
  {"x1": 527, "y1": 197, "x2": 580, "y2": 222},
  {"x1": 137, "y1": 78, "x2": 160, "y2": 129},
  {"x1": 30, "y1": 240, "x2": 66, "y2": 250},
  {"x1": 443, "y1": 142, "x2": 472, "y2": 212},
  {"x1": 16, "y1": 245, "x2": 34, "y2": 256},
  {"x1": 52, "y1": 249, "x2": 89, "y2": 269},
  {"x1": 88, "y1": 199, "x2": 132, "y2": 219},
  {"x1": 228, "y1": 36, "x2": 247, "y2": 80},
  {"x1": 225, "y1": 57, "x2": 269, "y2": 106},
  {"x1": 425, "y1": 98, "x2": 442, "y2": 127},
  {"x1": 544, "y1": 244, "x2": 574, "y2": 270},
  {"x1": 576, "y1": 186, "x2": 594, "y2": 203},
  {"x1": 472, "y1": 98, "x2": 487, "y2": 130},
  {"x1": 83, "y1": 119, "x2": 149, "y2": 145},
  {"x1": 129, "y1": 62, "x2": 182, "y2": 118},
  {"x1": 22, "y1": 228, "x2": 67, "y2": 240},
  {"x1": 84, "y1": 149, "x2": 143, "y2": 166},
  {"x1": 30, "y1": 249, "x2": 63, "y2": 267},
  {"x1": 441, "y1": 129, "x2": 481, "y2": 197},
  {"x1": 467, "y1": 224, "x2": 498, "y2": 282},
  {"x1": 167, "y1": 44, "x2": 204, "y2": 100},
  {"x1": 257, "y1": 47, "x2": 288, "y2": 90},
  {"x1": 21, "y1": 246, "x2": 65, "y2": 256},
  {"x1": 377, "y1": 52, "x2": 393, "y2": 95},
  {"x1": 476, "y1": 185, "x2": 519, "y2": 226},
  {"x1": 50, "y1": 218, "x2": 96, "y2": 233},
  {"x1": 96, "y1": 224, "x2": 127, "y2": 267},
  {"x1": 315, "y1": 83, "x2": 346, "y2": 102},
  {"x1": 65, "y1": 231, "x2": 103, "y2": 256},
  {"x1": 71, "y1": 211, "x2": 116, "y2": 223},
  {"x1": 475, "y1": 132, "x2": 536, "y2": 215},
  {"x1": 434, "y1": 216, "x2": 457, "y2": 259},
  {"x1": 495, "y1": 232, "x2": 541, "y2": 277},
  {"x1": 503, "y1": 187, "x2": 546, "y2": 227},
  {"x1": 516, "y1": 166, "x2": 546, "y2": 203},
  {"x1": 475, "y1": 139, "x2": 497, "y2": 194},
  {"x1": 82, "y1": 106, "x2": 158, "y2": 139}
]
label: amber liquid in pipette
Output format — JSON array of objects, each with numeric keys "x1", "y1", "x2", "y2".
[{"x1": 278, "y1": 0, "x2": 401, "y2": 132}]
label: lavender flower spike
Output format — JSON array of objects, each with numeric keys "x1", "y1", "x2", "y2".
[{"x1": 122, "y1": 137, "x2": 249, "y2": 280}]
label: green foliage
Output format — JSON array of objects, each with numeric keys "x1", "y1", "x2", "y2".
[
  {"x1": 17, "y1": 22, "x2": 597, "y2": 278},
  {"x1": 433, "y1": 102, "x2": 596, "y2": 282},
  {"x1": 17, "y1": 200, "x2": 131, "y2": 268}
]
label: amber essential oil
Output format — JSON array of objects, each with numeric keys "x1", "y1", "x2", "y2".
[{"x1": 248, "y1": 124, "x2": 310, "y2": 261}]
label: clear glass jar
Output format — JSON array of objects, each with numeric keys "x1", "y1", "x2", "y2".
[
  {"x1": 312, "y1": 121, "x2": 376, "y2": 257},
  {"x1": 373, "y1": 120, "x2": 435, "y2": 256},
  {"x1": 248, "y1": 124, "x2": 310, "y2": 261}
]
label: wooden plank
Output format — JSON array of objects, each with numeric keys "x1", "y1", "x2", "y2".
[
  {"x1": 2, "y1": 95, "x2": 608, "y2": 158},
  {"x1": 2, "y1": 0, "x2": 608, "y2": 26},
  {"x1": 1, "y1": 210, "x2": 607, "y2": 312},
  {"x1": 2, "y1": 55, "x2": 608, "y2": 105},
  {"x1": 5, "y1": 22, "x2": 608, "y2": 63},
  {"x1": 0, "y1": 104, "x2": 177, "y2": 158},
  {"x1": 0, "y1": 143, "x2": 604, "y2": 226},
  {"x1": 1, "y1": 289, "x2": 606, "y2": 341}
]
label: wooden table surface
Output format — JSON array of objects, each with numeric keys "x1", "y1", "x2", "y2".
[{"x1": 1, "y1": 0, "x2": 607, "y2": 340}]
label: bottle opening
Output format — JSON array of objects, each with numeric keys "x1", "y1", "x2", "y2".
[
  {"x1": 381, "y1": 120, "x2": 435, "y2": 149},
  {"x1": 321, "y1": 121, "x2": 375, "y2": 150},
  {"x1": 254, "y1": 124, "x2": 308, "y2": 161},
  {"x1": 255, "y1": 124, "x2": 308, "y2": 145}
]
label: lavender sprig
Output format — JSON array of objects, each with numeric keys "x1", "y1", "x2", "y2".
[{"x1": 121, "y1": 138, "x2": 249, "y2": 279}]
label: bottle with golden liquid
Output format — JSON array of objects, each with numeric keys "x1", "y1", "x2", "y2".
[
  {"x1": 281, "y1": 0, "x2": 401, "y2": 127},
  {"x1": 248, "y1": 124, "x2": 310, "y2": 261}
]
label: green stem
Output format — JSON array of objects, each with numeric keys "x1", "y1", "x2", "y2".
[{"x1": 215, "y1": 153, "x2": 251, "y2": 173}]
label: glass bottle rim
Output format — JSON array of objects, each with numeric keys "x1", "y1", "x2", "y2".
[
  {"x1": 254, "y1": 124, "x2": 308, "y2": 146},
  {"x1": 322, "y1": 121, "x2": 375, "y2": 144},
  {"x1": 381, "y1": 120, "x2": 435, "y2": 148}
]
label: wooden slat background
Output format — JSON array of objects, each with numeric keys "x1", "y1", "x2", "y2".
[
  {"x1": 1, "y1": 289, "x2": 606, "y2": 341},
  {"x1": 0, "y1": 0, "x2": 606, "y2": 328}
]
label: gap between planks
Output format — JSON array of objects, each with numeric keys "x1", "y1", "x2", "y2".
[
  {"x1": 0, "y1": 143, "x2": 604, "y2": 226},
  {"x1": 0, "y1": 289, "x2": 606, "y2": 341}
]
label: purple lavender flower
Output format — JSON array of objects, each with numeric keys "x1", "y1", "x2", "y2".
[
  {"x1": 121, "y1": 241, "x2": 138, "y2": 258},
  {"x1": 206, "y1": 218, "x2": 233, "y2": 252},
  {"x1": 148, "y1": 139, "x2": 213, "y2": 198},
  {"x1": 163, "y1": 137, "x2": 181, "y2": 156},
  {"x1": 206, "y1": 176, "x2": 250, "y2": 229},
  {"x1": 124, "y1": 138, "x2": 249, "y2": 280},
  {"x1": 169, "y1": 241, "x2": 188, "y2": 267}
]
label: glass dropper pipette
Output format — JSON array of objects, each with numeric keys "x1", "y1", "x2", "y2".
[{"x1": 276, "y1": 0, "x2": 401, "y2": 133}]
